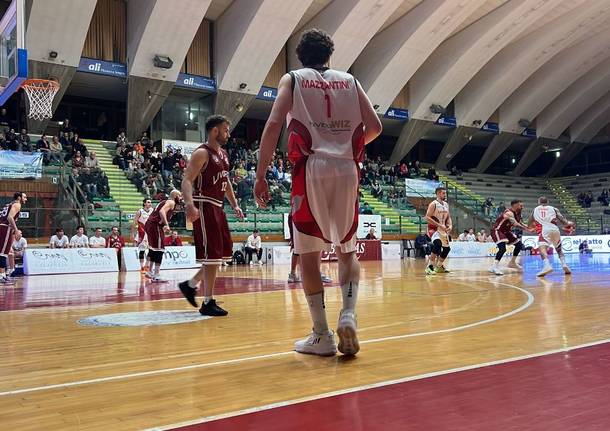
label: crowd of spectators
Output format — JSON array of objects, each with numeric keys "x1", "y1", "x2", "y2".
[
  {"x1": 577, "y1": 191, "x2": 594, "y2": 208},
  {"x1": 456, "y1": 228, "x2": 494, "y2": 242}
]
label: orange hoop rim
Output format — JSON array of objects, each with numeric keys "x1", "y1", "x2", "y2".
[{"x1": 21, "y1": 78, "x2": 60, "y2": 89}]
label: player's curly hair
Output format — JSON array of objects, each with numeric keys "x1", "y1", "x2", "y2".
[{"x1": 296, "y1": 29, "x2": 334, "y2": 67}]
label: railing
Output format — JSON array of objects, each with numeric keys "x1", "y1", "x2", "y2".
[{"x1": 443, "y1": 182, "x2": 496, "y2": 225}]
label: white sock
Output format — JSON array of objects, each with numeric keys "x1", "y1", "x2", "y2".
[
  {"x1": 188, "y1": 278, "x2": 197, "y2": 289},
  {"x1": 341, "y1": 282, "x2": 358, "y2": 311},
  {"x1": 492, "y1": 260, "x2": 499, "y2": 269},
  {"x1": 203, "y1": 296, "x2": 212, "y2": 305},
  {"x1": 153, "y1": 263, "x2": 160, "y2": 276},
  {"x1": 542, "y1": 257, "x2": 549, "y2": 266},
  {"x1": 306, "y1": 292, "x2": 329, "y2": 334},
  {"x1": 560, "y1": 256, "x2": 566, "y2": 266}
]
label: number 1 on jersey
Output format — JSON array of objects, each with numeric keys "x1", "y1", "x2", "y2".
[{"x1": 324, "y1": 94, "x2": 331, "y2": 118}]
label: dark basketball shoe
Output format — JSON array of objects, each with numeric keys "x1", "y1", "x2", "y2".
[
  {"x1": 199, "y1": 299, "x2": 228, "y2": 316},
  {"x1": 178, "y1": 281, "x2": 198, "y2": 308}
]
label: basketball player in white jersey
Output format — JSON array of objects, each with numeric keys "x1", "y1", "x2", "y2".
[
  {"x1": 132, "y1": 198, "x2": 153, "y2": 273},
  {"x1": 425, "y1": 187, "x2": 453, "y2": 275},
  {"x1": 254, "y1": 29, "x2": 382, "y2": 356},
  {"x1": 529, "y1": 196, "x2": 574, "y2": 277}
]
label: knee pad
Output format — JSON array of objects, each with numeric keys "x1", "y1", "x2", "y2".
[
  {"x1": 496, "y1": 242, "x2": 507, "y2": 260},
  {"x1": 432, "y1": 239, "x2": 442, "y2": 255},
  {"x1": 513, "y1": 241, "x2": 523, "y2": 256},
  {"x1": 139, "y1": 250, "x2": 145, "y2": 260},
  {"x1": 0, "y1": 255, "x2": 6, "y2": 268},
  {"x1": 440, "y1": 246, "x2": 451, "y2": 259}
]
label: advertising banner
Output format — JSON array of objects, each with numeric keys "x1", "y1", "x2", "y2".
[
  {"x1": 0, "y1": 151, "x2": 43, "y2": 179},
  {"x1": 122, "y1": 246, "x2": 198, "y2": 271},
  {"x1": 162, "y1": 139, "x2": 201, "y2": 158},
  {"x1": 321, "y1": 240, "x2": 381, "y2": 261},
  {"x1": 522, "y1": 235, "x2": 610, "y2": 254},
  {"x1": 357, "y1": 215, "x2": 382, "y2": 239},
  {"x1": 24, "y1": 248, "x2": 119, "y2": 275}
]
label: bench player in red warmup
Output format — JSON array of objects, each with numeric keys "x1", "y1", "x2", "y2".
[{"x1": 255, "y1": 29, "x2": 382, "y2": 356}]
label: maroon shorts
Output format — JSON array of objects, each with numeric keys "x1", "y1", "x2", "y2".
[
  {"x1": 0, "y1": 224, "x2": 14, "y2": 256},
  {"x1": 144, "y1": 221, "x2": 165, "y2": 251},
  {"x1": 193, "y1": 201, "x2": 233, "y2": 265},
  {"x1": 491, "y1": 228, "x2": 518, "y2": 245}
]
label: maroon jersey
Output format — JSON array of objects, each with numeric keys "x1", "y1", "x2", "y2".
[
  {"x1": 147, "y1": 200, "x2": 174, "y2": 226},
  {"x1": 0, "y1": 201, "x2": 19, "y2": 225},
  {"x1": 194, "y1": 144, "x2": 229, "y2": 207},
  {"x1": 493, "y1": 209, "x2": 521, "y2": 233},
  {"x1": 106, "y1": 235, "x2": 125, "y2": 249}
]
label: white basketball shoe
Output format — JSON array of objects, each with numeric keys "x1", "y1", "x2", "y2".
[
  {"x1": 294, "y1": 330, "x2": 337, "y2": 356},
  {"x1": 337, "y1": 309, "x2": 360, "y2": 356}
]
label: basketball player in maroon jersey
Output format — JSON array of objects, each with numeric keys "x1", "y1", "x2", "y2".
[
  {"x1": 179, "y1": 115, "x2": 244, "y2": 316},
  {"x1": 144, "y1": 190, "x2": 183, "y2": 282},
  {"x1": 489, "y1": 200, "x2": 531, "y2": 275},
  {"x1": 0, "y1": 192, "x2": 27, "y2": 284},
  {"x1": 254, "y1": 29, "x2": 382, "y2": 356}
]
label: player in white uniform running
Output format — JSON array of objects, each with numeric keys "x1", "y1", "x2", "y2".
[
  {"x1": 425, "y1": 187, "x2": 453, "y2": 275},
  {"x1": 529, "y1": 196, "x2": 574, "y2": 277},
  {"x1": 254, "y1": 29, "x2": 382, "y2": 356},
  {"x1": 132, "y1": 198, "x2": 153, "y2": 273}
]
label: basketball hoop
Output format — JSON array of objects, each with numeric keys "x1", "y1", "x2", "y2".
[{"x1": 21, "y1": 79, "x2": 60, "y2": 121}]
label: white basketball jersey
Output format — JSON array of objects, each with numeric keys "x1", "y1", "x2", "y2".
[
  {"x1": 138, "y1": 207, "x2": 153, "y2": 225},
  {"x1": 533, "y1": 205, "x2": 558, "y2": 230},
  {"x1": 432, "y1": 200, "x2": 450, "y2": 226},
  {"x1": 288, "y1": 68, "x2": 363, "y2": 160}
]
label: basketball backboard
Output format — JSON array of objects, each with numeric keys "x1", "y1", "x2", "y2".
[{"x1": 0, "y1": 0, "x2": 26, "y2": 106}]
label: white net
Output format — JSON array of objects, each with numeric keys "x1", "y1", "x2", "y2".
[{"x1": 22, "y1": 80, "x2": 60, "y2": 121}]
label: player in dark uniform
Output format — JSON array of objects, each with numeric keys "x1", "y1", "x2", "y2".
[
  {"x1": 144, "y1": 190, "x2": 183, "y2": 282},
  {"x1": 489, "y1": 199, "x2": 530, "y2": 275},
  {"x1": 179, "y1": 115, "x2": 244, "y2": 316},
  {"x1": 0, "y1": 192, "x2": 27, "y2": 284}
]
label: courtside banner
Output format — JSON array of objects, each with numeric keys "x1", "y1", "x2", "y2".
[
  {"x1": 122, "y1": 246, "x2": 198, "y2": 271},
  {"x1": 449, "y1": 242, "x2": 515, "y2": 258},
  {"x1": 358, "y1": 215, "x2": 382, "y2": 239},
  {"x1": 24, "y1": 248, "x2": 118, "y2": 275},
  {"x1": 522, "y1": 235, "x2": 610, "y2": 254},
  {"x1": 322, "y1": 240, "x2": 381, "y2": 261}
]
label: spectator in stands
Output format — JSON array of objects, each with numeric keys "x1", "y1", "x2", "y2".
[
  {"x1": 49, "y1": 228, "x2": 69, "y2": 248},
  {"x1": 8, "y1": 229, "x2": 27, "y2": 272},
  {"x1": 70, "y1": 225, "x2": 89, "y2": 248},
  {"x1": 484, "y1": 197, "x2": 494, "y2": 216},
  {"x1": 18, "y1": 128, "x2": 31, "y2": 152},
  {"x1": 599, "y1": 189, "x2": 609, "y2": 206},
  {"x1": 477, "y1": 229, "x2": 488, "y2": 242},
  {"x1": 116, "y1": 130, "x2": 127, "y2": 148},
  {"x1": 427, "y1": 166, "x2": 439, "y2": 181},
  {"x1": 585, "y1": 191, "x2": 594, "y2": 208},
  {"x1": 245, "y1": 229, "x2": 263, "y2": 265},
  {"x1": 36, "y1": 133, "x2": 51, "y2": 163},
  {"x1": 133, "y1": 140, "x2": 144, "y2": 155},
  {"x1": 360, "y1": 202, "x2": 373, "y2": 215},
  {"x1": 415, "y1": 232, "x2": 431, "y2": 258},
  {"x1": 106, "y1": 226, "x2": 125, "y2": 251},
  {"x1": 85, "y1": 151, "x2": 100, "y2": 172},
  {"x1": 72, "y1": 150, "x2": 85, "y2": 170},
  {"x1": 73, "y1": 137, "x2": 88, "y2": 157},
  {"x1": 161, "y1": 149, "x2": 175, "y2": 179},
  {"x1": 0, "y1": 132, "x2": 7, "y2": 150},
  {"x1": 89, "y1": 228, "x2": 106, "y2": 248},
  {"x1": 0, "y1": 108, "x2": 10, "y2": 129},
  {"x1": 60, "y1": 118, "x2": 72, "y2": 134},
  {"x1": 579, "y1": 240, "x2": 592, "y2": 254},
  {"x1": 458, "y1": 229, "x2": 469, "y2": 241},
  {"x1": 6, "y1": 128, "x2": 17, "y2": 150},
  {"x1": 413, "y1": 161, "x2": 422, "y2": 177},
  {"x1": 371, "y1": 180, "x2": 383, "y2": 199},
  {"x1": 466, "y1": 228, "x2": 476, "y2": 241},
  {"x1": 140, "y1": 131, "x2": 150, "y2": 148},
  {"x1": 236, "y1": 177, "x2": 252, "y2": 212},
  {"x1": 365, "y1": 228, "x2": 377, "y2": 240},
  {"x1": 164, "y1": 231, "x2": 183, "y2": 247}
]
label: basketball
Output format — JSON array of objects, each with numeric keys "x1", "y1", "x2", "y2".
[{"x1": 563, "y1": 221, "x2": 576, "y2": 234}]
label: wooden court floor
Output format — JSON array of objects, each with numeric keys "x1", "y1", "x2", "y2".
[{"x1": 1, "y1": 254, "x2": 610, "y2": 430}]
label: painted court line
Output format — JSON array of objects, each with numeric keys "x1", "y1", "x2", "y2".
[
  {"x1": 146, "y1": 337, "x2": 610, "y2": 431},
  {"x1": 0, "y1": 281, "x2": 533, "y2": 397}
]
